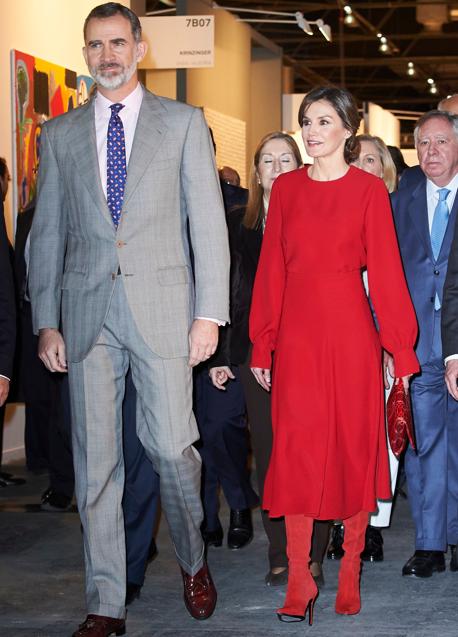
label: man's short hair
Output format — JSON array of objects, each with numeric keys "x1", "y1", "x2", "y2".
[
  {"x1": 414, "y1": 110, "x2": 458, "y2": 147},
  {"x1": 84, "y1": 2, "x2": 142, "y2": 43}
]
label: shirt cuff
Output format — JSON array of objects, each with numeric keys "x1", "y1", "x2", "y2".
[
  {"x1": 444, "y1": 354, "x2": 458, "y2": 364},
  {"x1": 0, "y1": 375, "x2": 10, "y2": 382},
  {"x1": 195, "y1": 316, "x2": 227, "y2": 327}
]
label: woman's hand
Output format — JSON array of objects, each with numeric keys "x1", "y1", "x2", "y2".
[
  {"x1": 384, "y1": 351, "x2": 411, "y2": 393},
  {"x1": 209, "y1": 366, "x2": 234, "y2": 390},
  {"x1": 251, "y1": 367, "x2": 271, "y2": 392},
  {"x1": 383, "y1": 351, "x2": 395, "y2": 389},
  {"x1": 399, "y1": 374, "x2": 412, "y2": 394}
]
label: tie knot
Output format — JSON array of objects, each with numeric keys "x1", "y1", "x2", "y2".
[
  {"x1": 110, "y1": 103, "x2": 124, "y2": 116},
  {"x1": 438, "y1": 188, "x2": 450, "y2": 202}
]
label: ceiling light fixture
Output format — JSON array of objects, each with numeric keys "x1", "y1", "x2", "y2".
[
  {"x1": 315, "y1": 19, "x2": 332, "y2": 42},
  {"x1": 295, "y1": 11, "x2": 313, "y2": 35},
  {"x1": 407, "y1": 62, "x2": 415, "y2": 76},
  {"x1": 214, "y1": 5, "x2": 332, "y2": 42},
  {"x1": 343, "y1": 4, "x2": 356, "y2": 26}
]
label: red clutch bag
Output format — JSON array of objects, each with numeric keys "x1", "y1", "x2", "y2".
[{"x1": 387, "y1": 379, "x2": 416, "y2": 459}]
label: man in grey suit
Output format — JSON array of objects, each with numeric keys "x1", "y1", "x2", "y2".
[{"x1": 29, "y1": 4, "x2": 230, "y2": 636}]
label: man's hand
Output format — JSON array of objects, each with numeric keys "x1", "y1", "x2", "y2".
[
  {"x1": 38, "y1": 328, "x2": 67, "y2": 372},
  {"x1": 383, "y1": 350, "x2": 395, "y2": 390},
  {"x1": 445, "y1": 359, "x2": 458, "y2": 401},
  {"x1": 251, "y1": 367, "x2": 271, "y2": 392},
  {"x1": 188, "y1": 319, "x2": 218, "y2": 367},
  {"x1": 209, "y1": 365, "x2": 235, "y2": 390},
  {"x1": 0, "y1": 377, "x2": 10, "y2": 407}
]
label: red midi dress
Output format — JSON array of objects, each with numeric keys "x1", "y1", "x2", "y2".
[{"x1": 249, "y1": 165, "x2": 419, "y2": 520}]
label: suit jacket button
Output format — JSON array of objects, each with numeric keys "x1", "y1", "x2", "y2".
[
  {"x1": 116, "y1": 240, "x2": 125, "y2": 248},
  {"x1": 430, "y1": 297, "x2": 435, "y2": 303},
  {"x1": 434, "y1": 269, "x2": 440, "y2": 275}
]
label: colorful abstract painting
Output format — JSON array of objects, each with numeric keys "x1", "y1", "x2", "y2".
[
  {"x1": 77, "y1": 74, "x2": 95, "y2": 106},
  {"x1": 12, "y1": 50, "x2": 77, "y2": 212}
]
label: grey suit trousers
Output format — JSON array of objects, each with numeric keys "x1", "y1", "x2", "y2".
[{"x1": 68, "y1": 277, "x2": 204, "y2": 618}]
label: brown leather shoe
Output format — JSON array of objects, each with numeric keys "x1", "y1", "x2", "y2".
[
  {"x1": 181, "y1": 562, "x2": 217, "y2": 620},
  {"x1": 71, "y1": 614, "x2": 126, "y2": 637}
]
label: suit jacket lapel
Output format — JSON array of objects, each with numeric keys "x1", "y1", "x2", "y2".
[
  {"x1": 67, "y1": 99, "x2": 113, "y2": 228},
  {"x1": 407, "y1": 179, "x2": 434, "y2": 262},
  {"x1": 438, "y1": 189, "x2": 458, "y2": 261},
  {"x1": 123, "y1": 89, "x2": 168, "y2": 207}
]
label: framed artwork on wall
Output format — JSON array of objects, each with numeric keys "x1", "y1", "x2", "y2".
[{"x1": 11, "y1": 50, "x2": 78, "y2": 215}]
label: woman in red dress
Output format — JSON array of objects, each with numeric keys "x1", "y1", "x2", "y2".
[{"x1": 249, "y1": 86, "x2": 420, "y2": 623}]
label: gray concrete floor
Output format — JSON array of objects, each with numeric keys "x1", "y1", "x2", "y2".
[{"x1": 0, "y1": 462, "x2": 457, "y2": 636}]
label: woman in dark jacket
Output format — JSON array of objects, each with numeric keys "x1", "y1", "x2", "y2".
[{"x1": 210, "y1": 131, "x2": 330, "y2": 586}]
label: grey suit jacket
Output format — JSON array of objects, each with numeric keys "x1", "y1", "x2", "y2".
[{"x1": 29, "y1": 88, "x2": 230, "y2": 362}]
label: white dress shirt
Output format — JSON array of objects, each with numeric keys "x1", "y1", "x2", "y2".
[
  {"x1": 94, "y1": 82, "x2": 143, "y2": 197},
  {"x1": 426, "y1": 173, "x2": 458, "y2": 232}
]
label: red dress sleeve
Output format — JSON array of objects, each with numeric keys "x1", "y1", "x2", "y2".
[
  {"x1": 365, "y1": 179, "x2": 420, "y2": 377},
  {"x1": 249, "y1": 182, "x2": 286, "y2": 369}
]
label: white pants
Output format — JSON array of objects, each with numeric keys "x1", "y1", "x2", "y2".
[{"x1": 370, "y1": 374, "x2": 398, "y2": 528}]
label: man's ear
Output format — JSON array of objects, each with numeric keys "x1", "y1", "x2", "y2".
[
  {"x1": 82, "y1": 46, "x2": 88, "y2": 66},
  {"x1": 136, "y1": 40, "x2": 148, "y2": 63}
]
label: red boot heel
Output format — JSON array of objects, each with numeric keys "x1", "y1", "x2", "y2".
[
  {"x1": 277, "y1": 589, "x2": 318, "y2": 624},
  {"x1": 276, "y1": 515, "x2": 318, "y2": 624}
]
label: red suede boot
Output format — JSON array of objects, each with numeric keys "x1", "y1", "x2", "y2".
[
  {"x1": 335, "y1": 511, "x2": 368, "y2": 615},
  {"x1": 277, "y1": 515, "x2": 318, "y2": 624}
]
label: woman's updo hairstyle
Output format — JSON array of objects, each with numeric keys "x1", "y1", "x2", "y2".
[{"x1": 298, "y1": 86, "x2": 361, "y2": 164}]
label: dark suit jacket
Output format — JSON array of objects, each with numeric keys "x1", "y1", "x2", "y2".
[
  {"x1": 213, "y1": 207, "x2": 262, "y2": 367},
  {"x1": 441, "y1": 183, "x2": 458, "y2": 358},
  {"x1": 398, "y1": 164, "x2": 423, "y2": 191},
  {"x1": 0, "y1": 199, "x2": 16, "y2": 379},
  {"x1": 14, "y1": 200, "x2": 35, "y2": 306},
  {"x1": 220, "y1": 181, "x2": 248, "y2": 213},
  {"x1": 392, "y1": 176, "x2": 458, "y2": 364}
]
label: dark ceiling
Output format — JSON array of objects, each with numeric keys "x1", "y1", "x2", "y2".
[{"x1": 147, "y1": 1, "x2": 458, "y2": 115}]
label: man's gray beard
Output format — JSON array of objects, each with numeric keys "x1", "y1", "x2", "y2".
[{"x1": 90, "y1": 58, "x2": 137, "y2": 91}]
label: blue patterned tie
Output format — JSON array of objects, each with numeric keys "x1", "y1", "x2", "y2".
[
  {"x1": 106, "y1": 103, "x2": 127, "y2": 228},
  {"x1": 431, "y1": 187, "x2": 450, "y2": 309}
]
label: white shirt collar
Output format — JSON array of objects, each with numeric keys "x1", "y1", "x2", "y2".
[
  {"x1": 426, "y1": 171, "x2": 458, "y2": 200},
  {"x1": 94, "y1": 82, "x2": 143, "y2": 118}
]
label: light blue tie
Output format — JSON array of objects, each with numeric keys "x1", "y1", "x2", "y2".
[
  {"x1": 431, "y1": 188, "x2": 450, "y2": 259},
  {"x1": 431, "y1": 187, "x2": 450, "y2": 309}
]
